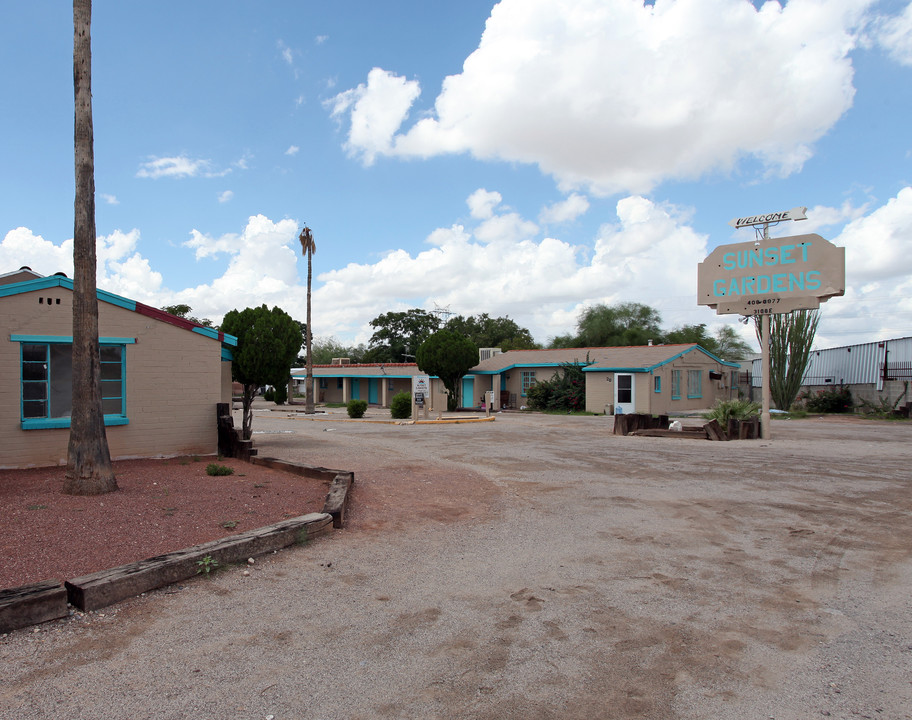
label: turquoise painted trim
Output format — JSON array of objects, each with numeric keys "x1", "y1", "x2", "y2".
[
  {"x1": 654, "y1": 376, "x2": 662, "y2": 393},
  {"x1": 22, "y1": 415, "x2": 129, "y2": 430},
  {"x1": 96, "y1": 289, "x2": 136, "y2": 311},
  {"x1": 473, "y1": 361, "x2": 588, "y2": 375},
  {"x1": 583, "y1": 365, "x2": 650, "y2": 373},
  {"x1": 222, "y1": 333, "x2": 238, "y2": 346},
  {"x1": 192, "y1": 326, "x2": 220, "y2": 340},
  {"x1": 11, "y1": 334, "x2": 136, "y2": 344},
  {"x1": 0, "y1": 276, "x2": 66, "y2": 297},
  {"x1": 221, "y1": 346, "x2": 234, "y2": 361}
]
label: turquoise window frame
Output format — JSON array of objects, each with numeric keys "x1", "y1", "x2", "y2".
[
  {"x1": 521, "y1": 370, "x2": 536, "y2": 397},
  {"x1": 654, "y1": 375, "x2": 661, "y2": 393},
  {"x1": 687, "y1": 369, "x2": 702, "y2": 399},
  {"x1": 671, "y1": 370, "x2": 681, "y2": 400},
  {"x1": 14, "y1": 335, "x2": 133, "y2": 430}
]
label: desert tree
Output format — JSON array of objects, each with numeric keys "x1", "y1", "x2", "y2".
[
  {"x1": 221, "y1": 305, "x2": 303, "y2": 439},
  {"x1": 416, "y1": 330, "x2": 478, "y2": 411}
]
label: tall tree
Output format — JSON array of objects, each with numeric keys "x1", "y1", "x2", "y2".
[
  {"x1": 714, "y1": 325, "x2": 754, "y2": 362},
  {"x1": 755, "y1": 309, "x2": 820, "y2": 411},
  {"x1": 298, "y1": 225, "x2": 316, "y2": 413},
  {"x1": 575, "y1": 302, "x2": 663, "y2": 347},
  {"x1": 221, "y1": 305, "x2": 303, "y2": 439},
  {"x1": 64, "y1": 0, "x2": 117, "y2": 496},
  {"x1": 366, "y1": 309, "x2": 440, "y2": 362},
  {"x1": 416, "y1": 330, "x2": 478, "y2": 411},
  {"x1": 663, "y1": 323, "x2": 719, "y2": 354},
  {"x1": 444, "y1": 313, "x2": 538, "y2": 350}
]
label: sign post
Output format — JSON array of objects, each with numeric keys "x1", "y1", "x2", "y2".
[
  {"x1": 412, "y1": 374, "x2": 430, "y2": 421},
  {"x1": 697, "y1": 208, "x2": 844, "y2": 439}
]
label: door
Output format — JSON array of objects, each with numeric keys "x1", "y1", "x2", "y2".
[
  {"x1": 461, "y1": 376, "x2": 475, "y2": 409},
  {"x1": 351, "y1": 379, "x2": 360, "y2": 400},
  {"x1": 615, "y1": 373, "x2": 635, "y2": 414},
  {"x1": 368, "y1": 379, "x2": 379, "y2": 405}
]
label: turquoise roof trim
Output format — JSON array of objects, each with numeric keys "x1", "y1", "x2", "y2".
[{"x1": 11, "y1": 334, "x2": 136, "y2": 344}]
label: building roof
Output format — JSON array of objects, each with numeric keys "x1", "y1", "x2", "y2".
[
  {"x1": 293, "y1": 362, "x2": 422, "y2": 379},
  {"x1": 471, "y1": 344, "x2": 738, "y2": 373},
  {"x1": 0, "y1": 274, "x2": 237, "y2": 348}
]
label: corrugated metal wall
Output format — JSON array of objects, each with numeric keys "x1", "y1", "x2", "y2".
[{"x1": 751, "y1": 336, "x2": 912, "y2": 389}]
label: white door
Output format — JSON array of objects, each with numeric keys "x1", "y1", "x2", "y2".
[{"x1": 615, "y1": 373, "x2": 635, "y2": 414}]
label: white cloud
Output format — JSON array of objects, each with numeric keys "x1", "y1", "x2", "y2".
[
  {"x1": 277, "y1": 39, "x2": 294, "y2": 66},
  {"x1": 315, "y1": 35, "x2": 328, "y2": 45},
  {"x1": 872, "y1": 2, "x2": 912, "y2": 65},
  {"x1": 838, "y1": 186, "x2": 912, "y2": 282},
  {"x1": 326, "y1": 67, "x2": 422, "y2": 166},
  {"x1": 101, "y1": 193, "x2": 119, "y2": 205},
  {"x1": 137, "y1": 155, "x2": 228, "y2": 179},
  {"x1": 539, "y1": 194, "x2": 590, "y2": 224},
  {"x1": 0, "y1": 227, "x2": 73, "y2": 277},
  {"x1": 285, "y1": 145, "x2": 300, "y2": 156},
  {"x1": 330, "y1": 0, "x2": 869, "y2": 194},
  {"x1": 218, "y1": 190, "x2": 234, "y2": 204},
  {"x1": 466, "y1": 189, "x2": 502, "y2": 219}
]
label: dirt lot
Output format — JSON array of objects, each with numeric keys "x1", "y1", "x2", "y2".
[{"x1": 2, "y1": 410, "x2": 911, "y2": 720}]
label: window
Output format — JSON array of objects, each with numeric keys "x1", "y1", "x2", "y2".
[
  {"x1": 654, "y1": 375, "x2": 661, "y2": 393},
  {"x1": 17, "y1": 337, "x2": 130, "y2": 429},
  {"x1": 319, "y1": 378, "x2": 328, "y2": 389},
  {"x1": 337, "y1": 378, "x2": 343, "y2": 389},
  {"x1": 687, "y1": 370, "x2": 702, "y2": 398},
  {"x1": 616, "y1": 374, "x2": 632, "y2": 404},
  {"x1": 671, "y1": 370, "x2": 681, "y2": 400},
  {"x1": 521, "y1": 371, "x2": 536, "y2": 396}
]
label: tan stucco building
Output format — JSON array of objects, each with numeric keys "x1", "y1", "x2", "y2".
[
  {"x1": 295, "y1": 344, "x2": 741, "y2": 415},
  {"x1": 1, "y1": 269, "x2": 236, "y2": 468}
]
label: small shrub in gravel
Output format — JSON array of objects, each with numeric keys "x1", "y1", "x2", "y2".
[
  {"x1": 206, "y1": 463, "x2": 235, "y2": 476},
  {"x1": 347, "y1": 399, "x2": 368, "y2": 418},
  {"x1": 390, "y1": 391, "x2": 412, "y2": 419}
]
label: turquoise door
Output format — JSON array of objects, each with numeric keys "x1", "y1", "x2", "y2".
[
  {"x1": 351, "y1": 379, "x2": 360, "y2": 400},
  {"x1": 461, "y1": 376, "x2": 474, "y2": 408},
  {"x1": 368, "y1": 379, "x2": 379, "y2": 404}
]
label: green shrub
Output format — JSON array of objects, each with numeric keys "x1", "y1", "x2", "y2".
[
  {"x1": 262, "y1": 387, "x2": 275, "y2": 402},
  {"x1": 206, "y1": 463, "x2": 235, "y2": 476},
  {"x1": 273, "y1": 383, "x2": 287, "y2": 405},
  {"x1": 703, "y1": 399, "x2": 761, "y2": 425},
  {"x1": 798, "y1": 385, "x2": 853, "y2": 413},
  {"x1": 390, "y1": 391, "x2": 412, "y2": 419},
  {"x1": 347, "y1": 399, "x2": 368, "y2": 418}
]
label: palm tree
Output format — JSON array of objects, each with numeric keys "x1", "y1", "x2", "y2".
[
  {"x1": 298, "y1": 225, "x2": 317, "y2": 414},
  {"x1": 64, "y1": 0, "x2": 117, "y2": 495}
]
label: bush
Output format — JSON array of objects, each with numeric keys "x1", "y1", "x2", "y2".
[
  {"x1": 798, "y1": 385, "x2": 853, "y2": 413},
  {"x1": 526, "y1": 362, "x2": 586, "y2": 412},
  {"x1": 206, "y1": 463, "x2": 235, "y2": 476},
  {"x1": 703, "y1": 399, "x2": 761, "y2": 425},
  {"x1": 273, "y1": 383, "x2": 287, "y2": 405},
  {"x1": 390, "y1": 391, "x2": 412, "y2": 419},
  {"x1": 262, "y1": 387, "x2": 275, "y2": 402},
  {"x1": 347, "y1": 399, "x2": 368, "y2": 418}
]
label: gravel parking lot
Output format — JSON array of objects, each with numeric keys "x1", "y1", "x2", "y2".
[{"x1": 2, "y1": 410, "x2": 911, "y2": 720}]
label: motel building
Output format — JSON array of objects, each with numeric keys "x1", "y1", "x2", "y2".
[{"x1": 293, "y1": 344, "x2": 741, "y2": 415}]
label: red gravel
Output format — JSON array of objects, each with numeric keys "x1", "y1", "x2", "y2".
[{"x1": 0, "y1": 457, "x2": 330, "y2": 590}]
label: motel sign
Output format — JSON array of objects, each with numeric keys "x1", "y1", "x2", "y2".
[{"x1": 697, "y1": 232, "x2": 845, "y2": 317}]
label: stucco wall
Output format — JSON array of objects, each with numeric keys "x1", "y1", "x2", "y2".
[{"x1": 1, "y1": 287, "x2": 225, "y2": 468}]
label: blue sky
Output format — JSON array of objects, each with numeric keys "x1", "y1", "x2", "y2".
[{"x1": 2, "y1": 0, "x2": 911, "y2": 352}]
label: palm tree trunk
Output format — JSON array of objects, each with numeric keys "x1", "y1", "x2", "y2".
[
  {"x1": 305, "y1": 248, "x2": 315, "y2": 413},
  {"x1": 64, "y1": 0, "x2": 117, "y2": 495}
]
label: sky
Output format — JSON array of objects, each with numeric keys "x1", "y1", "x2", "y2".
[{"x1": 2, "y1": 0, "x2": 911, "y2": 353}]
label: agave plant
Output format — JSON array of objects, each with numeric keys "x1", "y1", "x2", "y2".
[{"x1": 704, "y1": 399, "x2": 761, "y2": 425}]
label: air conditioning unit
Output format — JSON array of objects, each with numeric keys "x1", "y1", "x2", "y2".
[
  {"x1": 331, "y1": 358, "x2": 351, "y2": 366},
  {"x1": 479, "y1": 348, "x2": 503, "y2": 362}
]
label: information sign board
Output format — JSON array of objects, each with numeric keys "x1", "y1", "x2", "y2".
[{"x1": 697, "y1": 233, "x2": 844, "y2": 316}]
